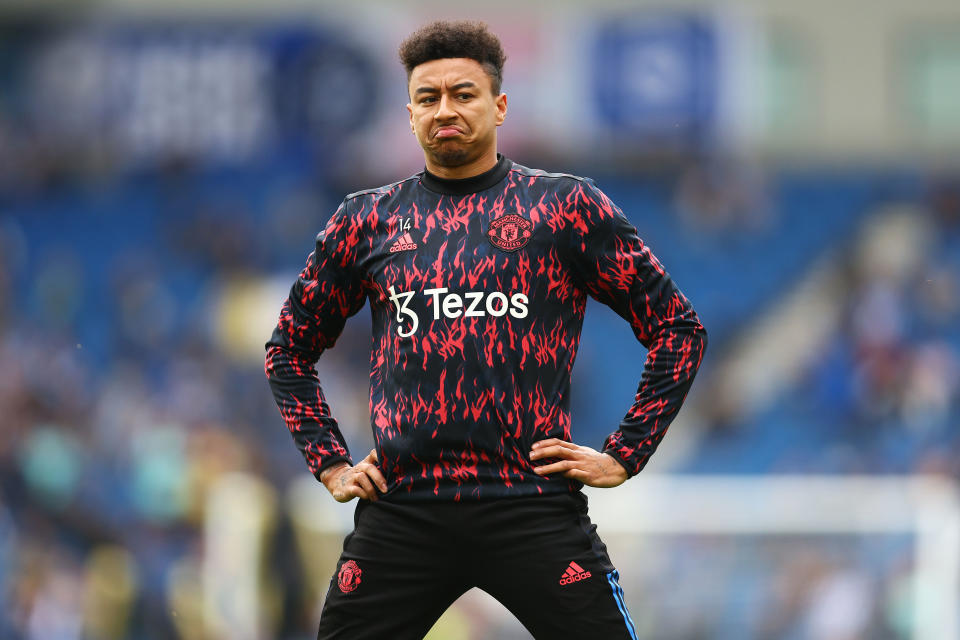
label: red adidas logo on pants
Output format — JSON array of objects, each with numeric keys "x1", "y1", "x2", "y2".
[{"x1": 558, "y1": 561, "x2": 592, "y2": 585}]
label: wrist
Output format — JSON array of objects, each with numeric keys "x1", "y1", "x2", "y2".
[
  {"x1": 319, "y1": 461, "x2": 350, "y2": 484},
  {"x1": 602, "y1": 451, "x2": 632, "y2": 479}
]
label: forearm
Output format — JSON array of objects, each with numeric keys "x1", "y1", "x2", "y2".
[
  {"x1": 265, "y1": 343, "x2": 353, "y2": 479},
  {"x1": 603, "y1": 314, "x2": 707, "y2": 476}
]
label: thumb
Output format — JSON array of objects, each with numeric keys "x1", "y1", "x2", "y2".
[{"x1": 369, "y1": 448, "x2": 379, "y2": 463}]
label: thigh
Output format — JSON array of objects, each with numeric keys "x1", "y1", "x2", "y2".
[
  {"x1": 317, "y1": 500, "x2": 469, "y2": 640},
  {"x1": 474, "y1": 493, "x2": 639, "y2": 640}
]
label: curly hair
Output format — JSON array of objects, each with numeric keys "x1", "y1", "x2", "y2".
[{"x1": 398, "y1": 20, "x2": 506, "y2": 94}]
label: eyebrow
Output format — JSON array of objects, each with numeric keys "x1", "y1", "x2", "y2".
[{"x1": 414, "y1": 81, "x2": 478, "y2": 96}]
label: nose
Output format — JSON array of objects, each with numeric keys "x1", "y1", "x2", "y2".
[{"x1": 434, "y1": 94, "x2": 456, "y2": 120}]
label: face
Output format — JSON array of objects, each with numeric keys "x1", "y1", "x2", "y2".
[{"x1": 406, "y1": 57, "x2": 507, "y2": 171}]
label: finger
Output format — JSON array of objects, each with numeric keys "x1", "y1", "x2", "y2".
[
  {"x1": 364, "y1": 448, "x2": 379, "y2": 464},
  {"x1": 354, "y1": 462, "x2": 387, "y2": 492},
  {"x1": 354, "y1": 472, "x2": 378, "y2": 501},
  {"x1": 332, "y1": 484, "x2": 358, "y2": 503},
  {"x1": 533, "y1": 460, "x2": 578, "y2": 475},
  {"x1": 531, "y1": 438, "x2": 576, "y2": 450},
  {"x1": 530, "y1": 445, "x2": 580, "y2": 461},
  {"x1": 531, "y1": 438, "x2": 561, "y2": 449},
  {"x1": 562, "y1": 468, "x2": 590, "y2": 482},
  {"x1": 362, "y1": 465, "x2": 389, "y2": 493}
]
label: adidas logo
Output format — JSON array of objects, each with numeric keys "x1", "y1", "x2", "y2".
[
  {"x1": 389, "y1": 233, "x2": 417, "y2": 253},
  {"x1": 558, "y1": 561, "x2": 592, "y2": 586}
]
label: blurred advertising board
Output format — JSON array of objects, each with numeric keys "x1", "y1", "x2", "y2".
[
  {"x1": 0, "y1": 8, "x2": 739, "y2": 179},
  {"x1": 589, "y1": 14, "x2": 718, "y2": 149},
  {"x1": 2, "y1": 21, "x2": 379, "y2": 164}
]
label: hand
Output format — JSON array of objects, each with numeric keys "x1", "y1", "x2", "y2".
[
  {"x1": 320, "y1": 449, "x2": 388, "y2": 502},
  {"x1": 529, "y1": 438, "x2": 628, "y2": 488}
]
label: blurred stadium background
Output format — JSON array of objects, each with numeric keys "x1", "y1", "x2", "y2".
[{"x1": 2, "y1": 0, "x2": 959, "y2": 638}]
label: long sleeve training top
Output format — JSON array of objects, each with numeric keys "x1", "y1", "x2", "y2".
[{"x1": 265, "y1": 155, "x2": 707, "y2": 501}]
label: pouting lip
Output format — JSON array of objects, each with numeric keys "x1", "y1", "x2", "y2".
[{"x1": 432, "y1": 125, "x2": 465, "y2": 139}]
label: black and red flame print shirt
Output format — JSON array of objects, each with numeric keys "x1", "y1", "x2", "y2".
[{"x1": 265, "y1": 155, "x2": 707, "y2": 501}]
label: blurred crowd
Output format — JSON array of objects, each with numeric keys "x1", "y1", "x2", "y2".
[
  {"x1": 3, "y1": 157, "x2": 957, "y2": 638},
  {"x1": 1, "y1": 14, "x2": 959, "y2": 640},
  {"x1": 805, "y1": 182, "x2": 960, "y2": 474},
  {"x1": 686, "y1": 177, "x2": 960, "y2": 479}
]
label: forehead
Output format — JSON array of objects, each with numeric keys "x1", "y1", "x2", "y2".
[{"x1": 408, "y1": 57, "x2": 493, "y2": 92}]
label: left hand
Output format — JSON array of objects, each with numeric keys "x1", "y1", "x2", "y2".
[{"x1": 529, "y1": 438, "x2": 628, "y2": 488}]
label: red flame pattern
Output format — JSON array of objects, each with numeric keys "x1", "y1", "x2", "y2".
[{"x1": 265, "y1": 161, "x2": 706, "y2": 501}]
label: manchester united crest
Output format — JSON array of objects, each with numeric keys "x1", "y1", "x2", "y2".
[
  {"x1": 338, "y1": 560, "x2": 362, "y2": 593},
  {"x1": 487, "y1": 214, "x2": 532, "y2": 252}
]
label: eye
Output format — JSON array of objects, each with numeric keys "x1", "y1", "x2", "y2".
[
  {"x1": 419, "y1": 96, "x2": 437, "y2": 104},
  {"x1": 457, "y1": 93, "x2": 473, "y2": 100}
]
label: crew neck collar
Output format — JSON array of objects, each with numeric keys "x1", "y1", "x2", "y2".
[{"x1": 420, "y1": 154, "x2": 511, "y2": 196}]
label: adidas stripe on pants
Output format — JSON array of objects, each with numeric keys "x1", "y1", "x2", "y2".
[{"x1": 316, "y1": 491, "x2": 639, "y2": 639}]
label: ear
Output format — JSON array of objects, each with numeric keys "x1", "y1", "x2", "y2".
[
  {"x1": 494, "y1": 93, "x2": 507, "y2": 126},
  {"x1": 406, "y1": 102, "x2": 415, "y2": 133}
]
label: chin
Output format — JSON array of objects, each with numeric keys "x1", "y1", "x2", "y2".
[{"x1": 430, "y1": 147, "x2": 472, "y2": 168}]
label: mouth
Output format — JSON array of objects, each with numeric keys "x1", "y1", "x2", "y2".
[{"x1": 433, "y1": 126, "x2": 464, "y2": 139}]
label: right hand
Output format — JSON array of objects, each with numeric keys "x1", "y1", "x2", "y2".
[{"x1": 320, "y1": 449, "x2": 388, "y2": 502}]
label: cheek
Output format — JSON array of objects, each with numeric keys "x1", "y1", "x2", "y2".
[
  {"x1": 409, "y1": 113, "x2": 423, "y2": 134},
  {"x1": 479, "y1": 110, "x2": 499, "y2": 133},
  {"x1": 415, "y1": 118, "x2": 430, "y2": 138},
  {"x1": 412, "y1": 118, "x2": 433, "y2": 144}
]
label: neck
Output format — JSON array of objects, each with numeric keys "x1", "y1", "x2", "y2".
[
  {"x1": 424, "y1": 147, "x2": 499, "y2": 180},
  {"x1": 420, "y1": 154, "x2": 510, "y2": 196}
]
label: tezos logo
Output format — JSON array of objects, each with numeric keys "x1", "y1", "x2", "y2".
[{"x1": 387, "y1": 286, "x2": 528, "y2": 337}]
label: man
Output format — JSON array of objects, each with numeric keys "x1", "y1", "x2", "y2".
[{"x1": 266, "y1": 20, "x2": 706, "y2": 639}]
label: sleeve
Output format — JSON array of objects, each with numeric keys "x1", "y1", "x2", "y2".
[
  {"x1": 568, "y1": 180, "x2": 707, "y2": 477},
  {"x1": 264, "y1": 203, "x2": 367, "y2": 480}
]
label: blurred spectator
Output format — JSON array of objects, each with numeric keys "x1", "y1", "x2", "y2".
[{"x1": 674, "y1": 156, "x2": 772, "y2": 233}]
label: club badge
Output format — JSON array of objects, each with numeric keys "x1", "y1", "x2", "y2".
[
  {"x1": 487, "y1": 214, "x2": 532, "y2": 252},
  {"x1": 338, "y1": 560, "x2": 362, "y2": 593}
]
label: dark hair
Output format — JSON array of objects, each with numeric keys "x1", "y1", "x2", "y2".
[{"x1": 398, "y1": 20, "x2": 506, "y2": 94}]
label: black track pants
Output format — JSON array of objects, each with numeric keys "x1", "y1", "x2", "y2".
[{"x1": 316, "y1": 492, "x2": 638, "y2": 639}]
